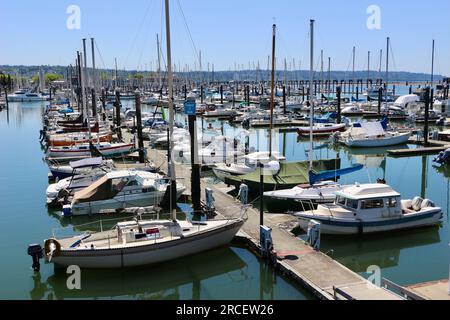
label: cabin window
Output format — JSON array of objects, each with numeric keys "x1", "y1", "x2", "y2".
[
  {"x1": 387, "y1": 198, "x2": 398, "y2": 208},
  {"x1": 361, "y1": 199, "x2": 384, "y2": 210},
  {"x1": 126, "y1": 180, "x2": 139, "y2": 187},
  {"x1": 337, "y1": 196, "x2": 346, "y2": 206},
  {"x1": 143, "y1": 186, "x2": 156, "y2": 193},
  {"x1": 346, "y1": 199, "x2": 359, "y2": 209}
]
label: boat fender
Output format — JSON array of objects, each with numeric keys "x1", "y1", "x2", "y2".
[
  {"x1": 44, "y1": 239, "x2": 61, "y2": 259},
  {"x1": 411, "y1": 197, "x2": 423, "y2": 211},
  {"x1": 421, "y1": 199, "x2": 435, "y2": 209},
  {"x1": 62, "y1": 204, "x2": 72, "y2": 217}
]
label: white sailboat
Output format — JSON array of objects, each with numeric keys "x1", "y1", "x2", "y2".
[
  {"x1": 43, "y1": 217, "x2": 245, "y2": 269},
  {"x1": 337, "y1": 118, "x2": 410, "y2": 148}
]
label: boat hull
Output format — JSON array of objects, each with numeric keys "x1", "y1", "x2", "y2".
[
  {"x1": 48, "y1": 133, "x2": 113, "y2": 147},
  {"x1": 47, "y1": 144, "x2": 134, "y2": 159},
  {"x1": 50, "y1": 220, "x2": 244, "y2": 269},
  {"x1": 297, "y1": 124, "x2": 346, "y2": 136},
  {"x1": 71, "y1": 188, "x2": 185, "y2": 216},
  {"x1": 342, "y1": 132, "x2": 411, "y2": 148},
  {"x1": 296, "y1": 209, "x2": 442, "y2": 235},
  {"x1": 263, "y1": 196, "x2": 333, "y2": 213}
]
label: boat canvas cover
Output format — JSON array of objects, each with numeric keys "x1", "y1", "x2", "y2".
[
  {"x1": 351, "y1": 121, "x2": 385, "y2": 138},
  {"x1": 69, "y1": 157, "x2": 103, "y2": 169},
  {"x1": 72, "y1": 176, "x2": 114, "y2": 204},
  {"x1": 224, "y1": 159, "x2": 341, "y2": 191}
]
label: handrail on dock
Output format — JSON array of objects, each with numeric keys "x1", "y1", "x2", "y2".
[
  {"x1": 332, "y1": 286, "x2": 356, "y2": 300},
  {"x1": 381, "y1": 278, "x2": 425, "y2": 300}
]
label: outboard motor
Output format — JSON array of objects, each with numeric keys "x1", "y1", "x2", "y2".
[
  {"x1": 434, "y1": 148, "x2": 450, "y2": 164},
  {"x1": 27, "y1": 244, "x2": 43, "y2": 272}
]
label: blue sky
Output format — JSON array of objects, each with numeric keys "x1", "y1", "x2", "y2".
[{"x1": 1, "y1": 0, "x2": 449, "y2": 75}]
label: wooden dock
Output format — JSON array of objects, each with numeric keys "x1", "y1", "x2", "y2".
[
  {"x1": 388, "y1": 138, "x2": 450, "y2": 157},
  {"x1": 125, "y1": 130, "x2": 403, "y2": 300},
  {"x1": 406, "y1": 280, "x2": 450, "y2": 300}
]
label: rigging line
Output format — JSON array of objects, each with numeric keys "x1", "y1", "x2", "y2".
[
  {"x1": 123, "y1": 0, "x2": 154, "y2": 68},
  {"x1": 94, "y1": 40, "x2": 107, "y2": 70},
  {"x1": 175, "y1": 0, "x2": 200, "y2": 63},
  {"x1": 389, "y1": 41, "x2": 397, "y2": 73}
]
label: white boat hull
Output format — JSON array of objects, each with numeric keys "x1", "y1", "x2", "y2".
[
  {"x1": 296, "y1": 209, "x2": 442, "y2": 235},
  {"x1": 70, "y1": 188, "x2": 184, "y2": 215},
  {"x1": 50, "y1": 220, "x2": 244, "y2": 268},
  {"x1": 342, "y1": 132, "x2": 411, "y2": 148}
]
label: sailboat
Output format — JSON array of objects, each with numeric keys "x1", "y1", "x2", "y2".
[
  {"x1": 42, "y1": 0, "x2": 245, "y2": 269},
  {"x1": 336, "y1": 117, "x2": 411, "y2": 148}
]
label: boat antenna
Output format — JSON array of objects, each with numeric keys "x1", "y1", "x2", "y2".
[
  {"x1": 165, "y1": 0, "x2": 177, "y2": 222},
  {"x1": 269, "y1": 24, "x2": 276, "y2": 158}
]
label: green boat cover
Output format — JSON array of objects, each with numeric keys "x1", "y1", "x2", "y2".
[{"x1": 224, "y1": 158, "x2": 341, "y2": 192}]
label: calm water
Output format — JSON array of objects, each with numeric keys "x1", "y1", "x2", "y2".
[
  {"x1": 0, "y1": 101, "x2": 312, "y2": 300},
  {"x1": 1, "y1": 95, "x2": 449, "y2": 300}
]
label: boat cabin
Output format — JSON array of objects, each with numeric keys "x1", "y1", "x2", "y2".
[{"x1": 332, "y1": 184, "x2": 403, "y2": 218}]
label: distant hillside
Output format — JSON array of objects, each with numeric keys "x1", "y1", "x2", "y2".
[{"x1": 0, "y1": 65, "x2": 445, "y2": 83}]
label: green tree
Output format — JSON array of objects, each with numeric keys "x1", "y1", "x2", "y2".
[{"x1": 45, "y1": 73, "x2": 63, "y2": 84}]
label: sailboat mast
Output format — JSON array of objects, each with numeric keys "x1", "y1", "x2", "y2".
[
  {"x1": 164, "y1": 0, "x2": 177, "y2": 221},
  {"x1": 309, "y1": 19, "x2": 315, "y2": 170},
  {"x1": 352, "y1": 46, "x2": 355, "y2": 95},
  {"x1": 269, "y1": 24, "x2": 276, "y2": 158},
  {"x1": 157, "y1": 34, "x2": 162, "y2": 91},
  {"x1": 385, "y1": 37, "x2": 390, "y2": 106},
  {"x1": 82, "y1": 39, "x2": 92, "y2": 142},
  {"x1": 431, "y1": 39, "x2": 435, "y2": 87},
  {"x1": 91, "y1": 37, "x2": 100, "y2": 145}
]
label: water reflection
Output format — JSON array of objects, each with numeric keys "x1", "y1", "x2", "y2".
[
  {"x1": 27, "y1": 246, "x2": 304, "y2": 300},
  {"x1": 321, "y1": 227, "x2": 441, "y2": 273}
]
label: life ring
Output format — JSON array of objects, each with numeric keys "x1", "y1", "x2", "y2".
[{"x1": 44, "y1": 238, "x2": 61, "y2": 258}]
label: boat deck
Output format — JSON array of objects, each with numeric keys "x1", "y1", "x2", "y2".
[{"x1": 133, "y1": 129, "x2": 403, "y2": 300}]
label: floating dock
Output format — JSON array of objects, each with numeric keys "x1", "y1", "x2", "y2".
[
  {"x1": 128, "y1": 130, "x2": 403, "y2": 300},
  {"x1": 387, "y1": 138, "x2": 450, "y2": 157},
  {"x1": 406, "y1": 280, "x2": 450, "y2": 300}
]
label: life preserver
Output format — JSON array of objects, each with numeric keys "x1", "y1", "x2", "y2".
[{"x1": 44, "y1": 238, "x2": 61, "y2": 258}]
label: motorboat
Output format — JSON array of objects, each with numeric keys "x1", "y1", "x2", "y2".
[
  {"x1": 294, "y1": 183, "x2": 442, "y2": 235},
  {"x1": 203, "y1": 104, "x2": 237, "y2": 118},
  {"x1": 65, "y1": 170, "x2": 186, "y2": 216},
  {"x1": 341, "y1": 104, "x2": 364, "y2": 116},
  {"x1": 46, "y1": 170, "x2": 108, "y2": 205},
  {"x1": 264, "y1": 181, "x2": 347, "y2": 213},
  {"x1": 7, "y1": 89, "x2": 47, "y2": 102},
  {"x1": 182, "y1": 136, "x2": 245, "y2": 166},
  {"x1": 212, "y1": 151, "x2": 286, "y2": 181},
  {"x1": 47, "y1": 158, "x2": 112, "y2": 180}
]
